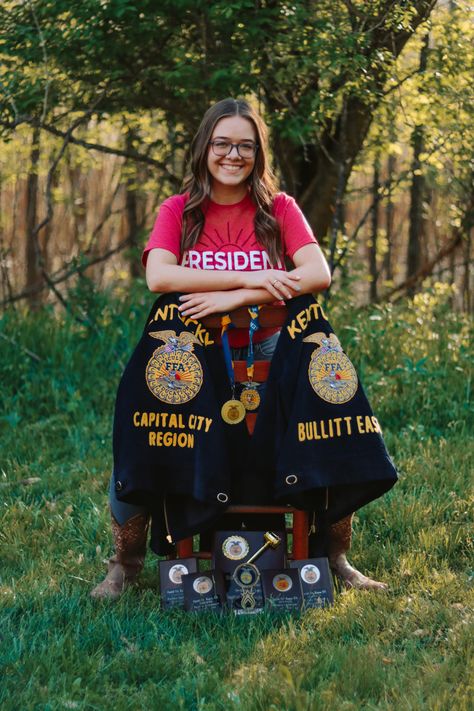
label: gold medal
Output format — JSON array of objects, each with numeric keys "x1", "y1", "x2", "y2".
[
  {"x1": 221, "y1": 399, "x2": 246, "y2": 425},
  {"x1": 222, "y1": 535, "x2": 249, "y2": 560},
  {"x1": 240, "y1": 386, "x2": 260, "y2": 411}
]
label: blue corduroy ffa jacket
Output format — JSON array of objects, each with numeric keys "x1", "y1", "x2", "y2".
[
  {"x1": 112, "y1": 292, "x2": 249, "y2": 552},
  {"x1": 250, "y1": 294, "x2": 398, "y2": 525}
]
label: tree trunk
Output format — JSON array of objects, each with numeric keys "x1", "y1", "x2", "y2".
[
  {"x1": 270, "y1": 96, "x2": 373, "y2": 243},
  {"x1": 369, "y1": 158, "x2": 380, "y2": 302},
  {"x1": 462, "y1": 226, "x2": 471, "y2": 312},
  {"x1": 25, "y1": 126, "x2": 42, "y2": 307},
  {"x1": 406, "y1": 125, "x2": 426, "y2": 286},
  {"x1": 406, "y1": 34, "x2": 429, "y2": 291},
  {"x1": 449, "y1": 241, "x2": 456, "y2": 308},
  {"x1": 384, "y1": 152, "x2": 396, "y2": 283},
  {"x1": 265, "y1": 3, "x2": 436, "y2": 242},
  {"x1": 0, "y1": 175, "x2": 14, "y2": 303},
  {"x1": 125, "y1": 131, "x2": 141, "y2": 279}
]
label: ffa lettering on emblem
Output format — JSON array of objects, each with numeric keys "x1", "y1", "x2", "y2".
[
  {"x1": 145, "y1": 330, "x2": 203, "y2": 405},
  {"x1": 303, "y1": 332, "x2": 358, "y2": 404}
]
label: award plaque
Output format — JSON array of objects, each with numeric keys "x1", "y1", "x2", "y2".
[
  {"x1": 159, "y1": 558, "x2": 198, "y2": 609},
  {"x1": 213, "y1": 531, "x2": 285, "y2": 615},
  {"x1": 212, "y1": 530, "x2": 286, "y2": 576},
  {"x1": 289, "y1": 558, "x2": 334, "y2": 608},
  {"x1": 261, "y1": 568, "x2": 303, "y2": 612},
  {"x1": 226, "y1": 565, "x2": 265, "y2": 615},
  {"x1": 182, "y1": 570, "x2": 226, "y2": 613}
]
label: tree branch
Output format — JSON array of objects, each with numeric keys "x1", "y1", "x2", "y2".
[
  {"x1": 0, "y1": 236, "x2": 132, "y2": 308},
  {"x1": 381, "y1": 185, "x2": 474, "y2": 301},
  {"x1": 0, "y1": 332, "x2": 41, "y2": 362},
  {"x1": 383, "y1": 232, "x2": 463, "y2": 301},
  {"x1": 0, "y1": 116, "x2": 180, "y2": 187}
]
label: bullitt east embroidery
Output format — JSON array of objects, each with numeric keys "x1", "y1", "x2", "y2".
[
  {"x1": 303, "y1": 332, "x2": 358, "y2": 404},
  {"x1": 145, "y1": 330, "x2": 203, "y2": 405}
]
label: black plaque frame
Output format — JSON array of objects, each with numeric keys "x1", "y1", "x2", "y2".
[
  {"x1": 289, "y1": 557, "x2": 334, "y2": 608},
  {"x1": 261, "y1": 568, "x2": 303, "y2": 612},
  {"x1": 182, "y1": 570, "x2": 226, "y2": 613},
  {"x1": 159, "y1": 557, "x2": 198, "y2": 609}
]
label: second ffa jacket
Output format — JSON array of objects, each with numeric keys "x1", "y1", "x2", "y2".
[{"x1": 249, "y1": 294, "x2": 398, "y2": 524}]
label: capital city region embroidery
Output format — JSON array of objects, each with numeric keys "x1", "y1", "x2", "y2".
[
  {"x1": 303, "y1": 332, "x2": 358, "y2": 404},
  {"x1": 145, "y1": 330, "x2": 203, "y2": 404}
]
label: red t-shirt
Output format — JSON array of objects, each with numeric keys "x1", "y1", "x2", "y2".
[{"x1": 142, "y1": 191, "x2": 317, "y2": 346}]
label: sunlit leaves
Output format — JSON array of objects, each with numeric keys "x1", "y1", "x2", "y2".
[{"x1": 0, "y1": 0, "x2": 437, "y2": 142}]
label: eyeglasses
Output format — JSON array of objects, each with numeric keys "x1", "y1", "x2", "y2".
[{"x1": 208, "y1": 140, "x2": 259, "y2": 159}]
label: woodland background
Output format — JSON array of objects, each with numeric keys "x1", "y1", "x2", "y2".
[
  {"x1": 0, "y1": 0, "x2": 472, "y2": 310},
  {"x1": 0, "y1": 2, "x2": 473, "y2": 710}
]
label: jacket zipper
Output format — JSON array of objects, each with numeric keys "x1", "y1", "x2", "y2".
[{"x1": 163, "y1": 496, "x2": 173, "y2": 544}]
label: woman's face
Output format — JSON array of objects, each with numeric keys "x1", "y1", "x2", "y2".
[{"x1": 207, "y1": 115, "x2": 257, "y2": 194}]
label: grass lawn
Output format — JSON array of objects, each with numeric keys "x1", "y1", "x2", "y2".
[{"x1": 1, "y1": 285, "x2": 472, "y2": 710}]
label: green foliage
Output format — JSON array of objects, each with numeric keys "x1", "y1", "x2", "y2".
[
  {"x1": 354, "y1": 1, "x2": 474, "y2": 242},
  {"x1": 0, "y1": 285, "x2": 472, "y2": 708},
  {"x1": 327, "y1": 281, "x2": 473, "y2": 437},
  {"x1": 1, "y1": 0, "x2": 435, "y2": 142},
  {"x1": 3, "y1": 0, "x2": 458, "y2": 252}
]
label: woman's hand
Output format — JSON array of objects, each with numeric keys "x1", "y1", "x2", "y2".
[
  {"x1": 241, "y1": 269, "x2": 301, "y2": 299},
  {"x1": 178, "y1": 290, "x2": 245, "y2": 319}
]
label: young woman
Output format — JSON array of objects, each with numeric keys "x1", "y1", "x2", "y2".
[{"x1": 91, "y1": 98, "x2": 385, "y2": 599}]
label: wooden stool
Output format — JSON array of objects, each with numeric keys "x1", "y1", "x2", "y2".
[{"x1": 175, "y1": 306, "x2": 309, "y2": 561}]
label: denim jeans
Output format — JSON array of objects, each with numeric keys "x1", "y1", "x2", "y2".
[
  {"x1": 230, "y1": 330, "x2": 280, "y2": 362},
  {"x1": 109, "y1": 331, "x2": 281, "y2": 524}
]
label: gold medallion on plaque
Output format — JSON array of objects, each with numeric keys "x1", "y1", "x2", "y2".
[
  {"x1": 303, "y1": 332, "x2": 358, "y2": 404},
  {"x1": 240, "y1": 385, "x2": 260, "y2": 411},
  {"x1": 222, "y1": 535, "x2": 249, "y2": 561},
  {"x1": 221, "y1": 399, "x2": 246, "y2": 424},
  {"x1": 145, "y1": 330, "x2": 203, "y2": 405}
]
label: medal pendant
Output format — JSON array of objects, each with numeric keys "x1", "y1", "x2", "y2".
[
  {"x1": 221, "y1": 399, "x2": 246, "y2": 425},
  {"x1": 233, "y1": 563, "x2": 261, "y2": 610},
  {"x1": 240, "y1": 385, "x2": 260, "y2": 411}
]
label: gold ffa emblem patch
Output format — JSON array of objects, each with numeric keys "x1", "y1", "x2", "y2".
[
  {"x1": 303, "y1": 332, "x2": 358, "y2": 404},
  {"x1": 145, "y1": 330, "x2": 203, "y2": 404}
]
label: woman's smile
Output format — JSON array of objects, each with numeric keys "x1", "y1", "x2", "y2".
[{"x1": 218, "y1": 162, "x2": 245, "y2": 173}]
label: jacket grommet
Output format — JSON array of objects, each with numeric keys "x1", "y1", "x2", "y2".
[
  {"x1": 217, "y1": 492, "x2": 229, "y2": 503},
  {"x1": 285, "y1": 474, "x2": 298, "y2": 485},
  {"x1": 115, "y1": 481, "x2": 123, "y2": 492}
]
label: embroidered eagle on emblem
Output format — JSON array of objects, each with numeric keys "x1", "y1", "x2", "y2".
[
  {"x1": 303, "y1": 332, "x2": 342, "y2": 351},
  {"x1": 148, "y1": 330, "x2": 201, "y2": 353}
]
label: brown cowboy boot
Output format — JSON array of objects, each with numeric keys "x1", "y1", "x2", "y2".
[
  {"x1": 91, "y1": 511, "x2": 150, "y2": 600},
  {"x1": 328, "y1": 514, "x2": 388, "y2": 590}
]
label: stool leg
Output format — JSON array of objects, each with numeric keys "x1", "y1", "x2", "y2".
[
  {"x1": 176, "y1": 537, "x2": 193, "y2": 558},
  {"x1": 292, "y1": 510, "x2": 309, "y2": 559}
]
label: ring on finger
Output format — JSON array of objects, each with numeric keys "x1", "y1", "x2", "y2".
[{"x1": 272, "y1": 279, "x2": 280, "y2": 287}]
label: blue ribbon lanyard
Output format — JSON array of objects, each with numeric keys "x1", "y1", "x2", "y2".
[
  {"x1": 246, "y1": 306, "x2": 260, "y2": 383},
  {"x1": 221, "y1": 314, "x2": 236, "y2": 398}
]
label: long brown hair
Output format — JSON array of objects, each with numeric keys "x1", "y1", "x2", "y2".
[{"x1": 181, "y1": 98, "x2": 282, "y2": 266}]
